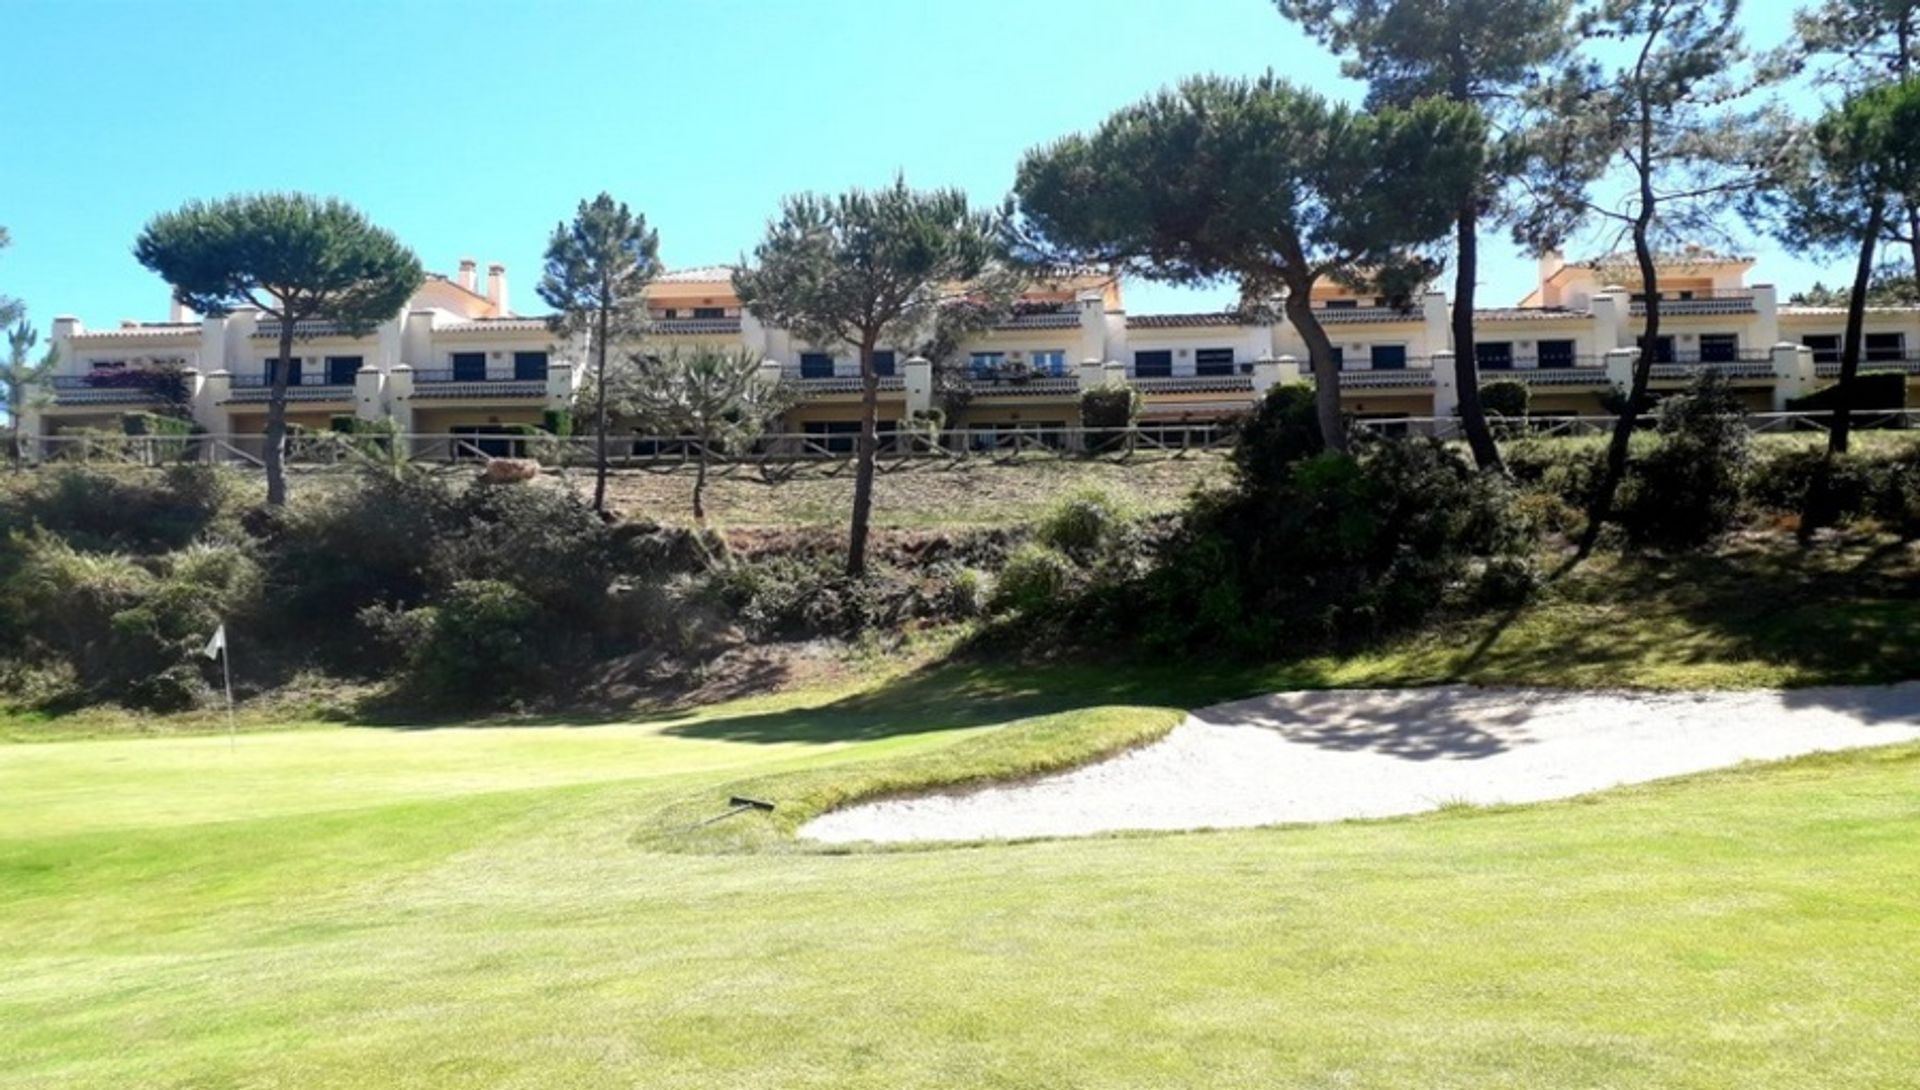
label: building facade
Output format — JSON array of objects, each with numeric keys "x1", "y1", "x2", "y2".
[{"x1": 26, "y1": 247, "x2": 1920, "y2": 450}]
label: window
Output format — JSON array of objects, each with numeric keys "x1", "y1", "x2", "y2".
[
  {"x1": 1637, "y1": 335, "x2": 1675, "y2": 364},
  {"x1": 1802, "y1": 335, "x2": 1840, "y2": 364},
  {"x1": 1475, "y1": 342, "x2": 1514, "y2": 370},
  {"x1": 1537, "y1": 340, "x2": 1577, "y2": 369},
  {"x1": 1330, "y1": 346, "x2": 1346, "y2": 369},
  {"x1": 513, "y1": 351, "x2": 549, "y2": 381},
  {"x1": 451, "y1": 352, "x2": 487, "y2": 382},
  {"x1": 262, "y1": 358, "x2": 303, "y2": 384},
  {"x1": 662, "y1": 308, "x2": 680, "y2": 319},
  {"x1": 1370, "y1": 345, "x2": 1407, "y2": 371},
  {"x1": 970, "y1": 351, "x2": 1006, "y2": 378},
  {"x1": 1322, "y1": 299, "x2": 1358, "y2": 310},
  {"x1": 803, "y1": 420, "x2": 862, "y2": 454},
  {"x1": 872, "y1": 350, "x2": 896, "y2": 377},
  {"x1": 799, "y1": 352, "x2": 835, "y2": 379},
  {"x1": 1031, "y1": 349, "x2": 1066, "y2": 376},
  {"x1": 1698, "y1": 334, "x2": 1738, "y2": 364},
  {"x1": 325, "y1": 356, "x2": 362, "y2": 385},
  {"x1": 1195, "y1": 348, "x2": 1235, "y2": 376},
  {"x1": 1866, "y1": 333, "x2": 1906, "y2": 362},
  {"x1": 692, "y1": 307, "x2": 725, "y2": 320},
  {"x1": 1133, "y1": 350, "x2": 1172, "y2": 377}
]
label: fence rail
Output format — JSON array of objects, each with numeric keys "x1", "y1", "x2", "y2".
[{"x1": 15, "y1": 411, "x2": 1917, "y2": 471}]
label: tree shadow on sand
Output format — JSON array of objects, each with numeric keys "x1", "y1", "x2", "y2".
[{"x1": 1191, "y1": 687, "x2": 1538, "y2": 761}]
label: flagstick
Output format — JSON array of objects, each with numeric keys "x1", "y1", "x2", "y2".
[{"x1": 221, "y1": 643, "x2": 236, "y2": 752}]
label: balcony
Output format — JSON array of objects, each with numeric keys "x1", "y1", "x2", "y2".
[
  {"x1": 411, "y1": 370, "x2": 547, "y2": 399},
  {"x1": 49, "y1": 372, "x2": 184, "y2": 406},
  {"x1": 1813, "y1": 353, "x2": 1920, "y2": 378},
  {"x1": 1629, "y1": 289, "x2": 1757, "y2": 316},
  {"x1": 1336, "y1": 368, "x2": 1436, "y2": 389},
  {"x1": 651, "y1": 317, "x2": 742, "y2": 336},
  {"x1": 989, "y1": 311, "x2": 1081, "y2": 331},
  {"x1": 1314, "y1": 305, "x2": 1424, "y2": 324},
  {"x1": 225, "y1": 372, "x2": 356, "y2": 402}
]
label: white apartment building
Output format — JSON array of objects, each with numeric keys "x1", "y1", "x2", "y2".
[{"x1": 25, "y1": 247, "x2": 1920, "y2": 451}]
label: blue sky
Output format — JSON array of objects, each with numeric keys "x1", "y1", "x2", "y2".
[{"x1": 1, "y1": 0, "x2": 1821, "y2": 335}]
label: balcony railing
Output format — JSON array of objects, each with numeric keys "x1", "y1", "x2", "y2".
[
  {"x1": 651, "y1": 317, "x2": 742, "y2": 335},
  {"x1": 229, "y1": 373, "x2": 353, "y2": 388},
  {"x1": 1630, "y1": 289, "x2": 1757, "y2": 315},
  {"x1": 1314, "y1": 305, "x2": 1424, "y2": 324},
  {"x1": 410, "y1": 370, "x2": 547, "y2": 399}
]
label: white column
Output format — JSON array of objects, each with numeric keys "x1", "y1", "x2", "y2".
[
  {"x1": 1251, "y1": 356, "x2": 1284, "y2": 400},
  {"x1": 1421, "y1": 290, "x2": 1450, "y2": 358},
  {"x1": 355, "y1": 364, "x2": 386, "y2": 422},
  {"x1": 1770, "y1": 341, "x2": 1816, "y2": 411},
  {"x1": 388, "y1": 364, "x2": 416, "y2": 436},
  {"x1": 1431, "y1": 350, "x2": 1460, "y2": 419},
  {"x1": 1748, "y1": 284, "x2": 1780, "y2": 352},
  {"x1": 192, "y1": 369, "x2": 231, "y2": 435},
  {"x1": 1590, "y1": 290, "x2": 1627, "y2": 358},
  {"x1": 903, "y1": 356, "x2": 933, "y2": 416},
  {"x1": 1076, "y1": 358, "x2": 1106, "y2": 390},
  {"x1": 1076, "y1": 291, "x2": 1108, "y2": 363},
  {"x1": 1604, "y1": 347, "x2": 1639, "y2": 391},
  {"x1": 543, "y1": 361, "x2": 575, "y2": 412},
  {"x1": 1101, "y1": 360, "x2": 1128, "y2": 386},
  {"x1": 1273, "y1": 354, "x2": 1302, "y2": 385}
]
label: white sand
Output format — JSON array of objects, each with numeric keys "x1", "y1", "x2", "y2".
[{"x1": 801, "y1": 683, "x2": 1920, "y2": 844}]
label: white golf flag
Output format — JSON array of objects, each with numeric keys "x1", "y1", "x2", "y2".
[{"x1": 203, "y1": 624, "x2": 227, "y2": 661}]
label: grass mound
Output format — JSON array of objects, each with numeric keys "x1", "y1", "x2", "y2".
[{"x1": 640, "y1": 703, "x2": 1185, "y2": 854}]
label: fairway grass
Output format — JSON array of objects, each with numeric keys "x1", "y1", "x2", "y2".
[{"x1": 5, "y1": 667, "x2": 1920, "y2": 1087}]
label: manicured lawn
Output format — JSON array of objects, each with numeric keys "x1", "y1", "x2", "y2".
[{"x1": 5, "y1": 656, "x2": 1920, "y2": 1089}]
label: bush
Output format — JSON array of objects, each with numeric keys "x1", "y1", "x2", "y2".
[
  {"x1": 1035, "y1": 487, "x2": 1136, "y2": 561},
  {"x1": 1232, "y1": 383, "x2": 1323, "y2": 488},
  {"x1": 1133, "y1": 433, "x2": 1527, "y2": 653},
  {"x1": 1615, "y1": 372, "x2": 1750, "y2": 549},
  {"x1": 382, "y1": 579, "x2": 545, "y2": 704},
  {"x1": 991, "y1": 543, "x2": 1075, "y2": 615},
  {"x1": 1786, "y1": 370, "x2": 1908, "y2": 414},
  {"x1": 2, "y1": 466, "x2": 234, "y2": 554},
  {"x1": 1079, "y1": 381, "x2": 1141, "y2": 435},
  {"x1": 1480, "y1": 379, "x2": 1530, "y2": 418}
]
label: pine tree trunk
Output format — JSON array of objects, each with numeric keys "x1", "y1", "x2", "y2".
[
  {"x1": 1581, "y1": 225, "x2": 1661, "y2": 555},
  {"x1": 1832, "y1": 200, "x2": 1884, "y2": 458},
  {"x1": 692, "y1": 437, "x2": 710, "y2": 523},
  {"x1": 1284, "y1": 288, "x2": 1348, "y2": 454},
  {"x1": 264, "y1": 321, "x2": 295, "y2": 506},
  {"x1": 847, "y1": 337, "x2": 880, "y2": 576},
  {"x1": 592, "y1": 308, "x2": 610, "y2": 514},
  {"x1": 1452, "y1": 202, "x2": 1503, "y2": 471}
]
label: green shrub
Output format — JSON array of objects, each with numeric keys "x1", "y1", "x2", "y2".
[
  {"x1": 2, "y1": 466, "x2": 234, "y2": 553},
  {"x1": 1785, "y1": 370, "x2": 1908, "y2": 413},
  {"x1": 942, "y1": 567, "x2": 990, "y2": 618},
  {"x1": 1135, "y1": 435, "x2": 1527, "y2": 652},
  {"x1": 1232, "y1": 383, "x2": 1323, "y2": 488},
  {"x1": 991, "y1": 543, "x2": 1075, "y2": 615},
  {"x1": 1079, "y1": 381, "x2": 1140, "y2": 438},
  {"x1": 1616, "y1": 372, "x2": 1751, "y2": 549},
  {"x1": 382, "y1": 579, "x2": 544, "y2": 704},
  {"x1": 1035, "y1": 487, "x2": 1136, "y2": 561},
  {"x1": 1480, "y1": 380, "x2": 1530, "y2": 418}
]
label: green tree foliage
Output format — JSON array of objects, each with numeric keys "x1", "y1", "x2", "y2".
[
  {"x1": 616, "y1": 347, "x2": 792, "y2": 521},
  {"x1": 1790, "y1": 272, "x2": 1920, "y2": 305},
  {"x1": 1013, "y1": 75, "x2": 1485, "y2": 454},
  {"x1": 734, "y1": 177, "x2": 1007, "y2": 576},
  {"x1": 1276, "y1": 0, "x2": 1574, "y2": 472},
  {"x1": 0, "y1": 226, "x2": 21, "y2": 330},
  {"x1": 1513, "y1": 0, "x2": 1772, "y2": 552},
  {"x1": 134, "y1": 194, "x2": 423, "y2": 506},
  {"x1": 5, "y1": 320, "x2": 58, "y2": 470},
  {"x1": 1755, "y1": 81, "x2": 1920, "y2": 454},
  {"x1": 538, "y1": 193, "x2": 663, "y2": 514}
]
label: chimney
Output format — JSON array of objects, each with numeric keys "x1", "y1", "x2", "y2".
[
  {"x1": 167, "y1": 298, "x2": 196, "y2": 323},
  {"x1": 486, "y1": 263, "x2": 509, "y2": 315},
  {"x1": 457, "y1": 257, "x2": 478, "y2": 293}
]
